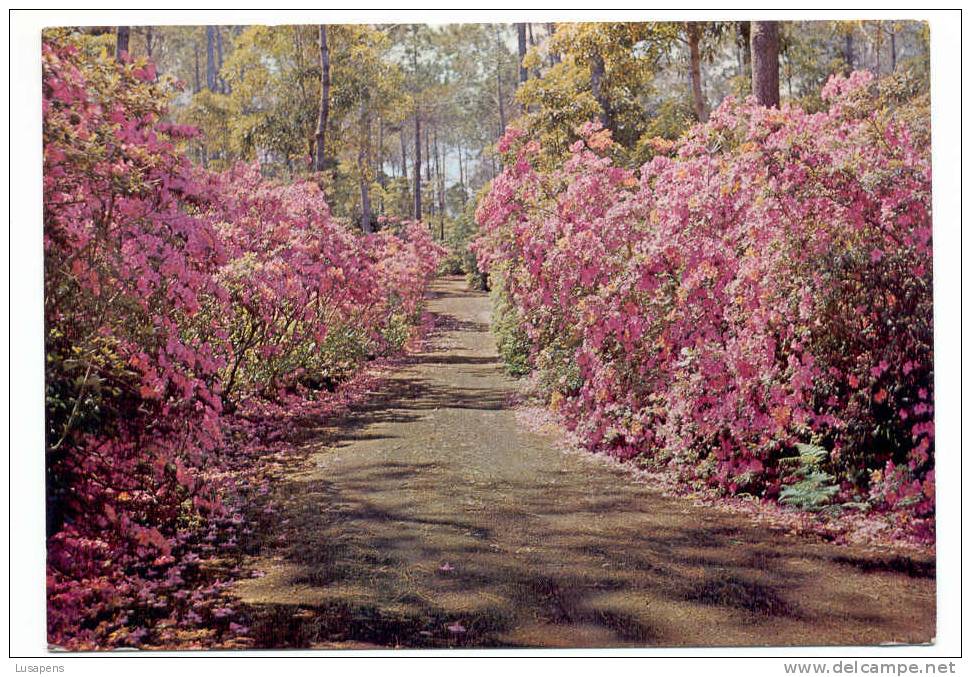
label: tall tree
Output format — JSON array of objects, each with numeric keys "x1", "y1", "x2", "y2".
[
  {"x1": 399, "y1": 126, "x2": 408, "y2": 182},
  {"x1": 457, "y1": 143, "x2": 465, "y2": 188},
  {"x1": 844, "y1": 25, "x2": 855, "y2": 73},
  {"x1": 115, "y1": 26, "x2": 130, "y2": 61},
  {"x1": 409, "y1": 26, "x2": 423, "y2": 220},
  {"x1": 546, "y1": 23, "x2": 561, "y2": 66},
  {"x1": 314, "y1": 25, "x2": 330, "y2": 172},
  {"x1": 433, "y1": 128, "x2": 445, "y2": 238},
  {"x1": 359, "y1": 106, "x2": 373, "y2": 232},
  {"x1": 750, "y1": 21, "x2": 780, "y2": 108},
  {"x1": 205, "y1": 26, "x2": 218, "y2": 91},
  {"x1": 527, "y1": 24, "x2": 540, "y2": 79},
  {"x1": 517, "y1": 23, "x2": 529, "y2": 115},
  {"x1": 413, "y1": 112, "x2": 422, "y2": 219},
  {"x1": 519, "y1": 23, "x2": 680, "y2": 150},
  {"x1": 425, "y1": 126, "x2": 432, "y2": 181},
  {"x1": 517, "y1": 23, "x2": 528, "y2": 84},
  {"x1": 495, "y1": 25, "x2": 507, "y2": 135},
  {"x1": 192, "y1": 37, "x2": 201, "y2": 93},
  {"x1": 216, "y1": 27, "x2": 226, "y2": 92},
  {"x1": 889, "y1": 23, "x2": 897, "y2": 71},
  {"x1": 735, "y1": 21, "x2": 751, "y2": 79},
  {"x1": 376, "y1": 118, "x2": 385, "y2": 187},
  {"x1": 589, "y1": 53, "x2": 610, "y2": 130},
  {"x1": 143, "y1": 27, "x2": 156, "y2": 59},
  {"x1": 685, "y1": 23, "x2": 708, "y2": 122}
]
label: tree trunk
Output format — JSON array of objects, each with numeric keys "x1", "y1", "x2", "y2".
[
  {"x1": 410, "y1": 28, "x2": 422, "y2": 220},
  {"x1": 199, "y1": 24, "x2": 213, "y2": 170},
  {"x1": 205, "y1": 26, "x2": 217, "y2": 91},
  {"x1": 750, "y1": 21, "x2": 780, "y2": 108},
  {"x1": 314, "y1": 25, "x2": 330, "y2": 172},
  {"x1": 413, "y1": 112, "x2": 422, "y2": 221},
  {"x1": 145, "y1": 27, "x2": 154, "y2": 59},
  {"x1": 193, "y1": 40, "x2": 201, "y2": 93},
  {"x1": 735, "y1": 21, "x2": 751, "y2": 78},
  {"x1": 400, "y1": 128, "x2": 408, "y2": 183},
  {"x1": 495, "y1": 27, "x2": 506, "y2": 135},
  {"x1": 216, "y1": 27, "x2": 226, "y2": 92},
  {"x1": 872, "y1": 24, "x2": 881, "y2": 74},
  {"x1": 115, "y1": 26, "x2": 130, "y2": 61},
  {"x1": 890, "y1": 28, "x2": 897, "y2": 71},
  {"x1": 527, "y1": 24, "x2": 540, "y2": 78},
  {"x1": 216, "y1": 27, "x2": 223, "y2": 68},
  {"x1": 844, "y1": 28, "x2": 855, "y2": 74},
  {"x1": 376, "y1": 119, "x2": 385, "y2": 216},
  {"x1": 359, "y1": 109, "x2": 373, "y2": 233},
  {"x1": 440, "y1": 147, "x2": 446, "y2": 232},
  {"x1": 589, "y1": 53, "x2": 612, "y2": 131},
  {"x1": 686, "y1": 23, "x2": 708, "y2": 122},
  {"x1": 517, "y1": 23, "x2": 528, "y2": 84},
  {"x1": 547, "y1": 23, "x2": 561, "y2": 66},
  {"x1": 425, "y1": 126, "x2": 432, "y2": 181},
  {"x1": 376, "y1": 118, "x2": 385, "y2": 187},
  {"x1": 433, "y1": 129, "x2": 445, "y2": 240},
  {"x1": 457, "y1": 143, "x2": 465, "y2": 188}
]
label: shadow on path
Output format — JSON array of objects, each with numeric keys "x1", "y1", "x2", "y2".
[{"x1": 231, "y1": 277, "x2": 935, "y2": 649}]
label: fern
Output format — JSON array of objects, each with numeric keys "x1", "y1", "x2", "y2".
[{"x1": 779, "y1": 443, "x2": 839, "y2": 511}]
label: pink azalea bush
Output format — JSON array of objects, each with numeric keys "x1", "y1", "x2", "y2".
[
  {"x1": 474, "y1": 71, "x2": 933, "y2": 536},
  {"x1": 201, "y1": 165, "x2": 442, "y2": 403},
  {"x1": 44, "y1": 35, "x2": 443, "y2": 648}
]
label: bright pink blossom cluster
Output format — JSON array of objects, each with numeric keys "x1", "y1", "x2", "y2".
[
  {"x1": 474, "y1": 72, "x2": 933, "y2": 530},
  {"x1": 44, "y1": 37, "x2": 443, "y2": 648}
]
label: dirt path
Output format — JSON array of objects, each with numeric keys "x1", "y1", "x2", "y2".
[{"x1": 233, "y1": 277, "x2": 935, "y2": 649}]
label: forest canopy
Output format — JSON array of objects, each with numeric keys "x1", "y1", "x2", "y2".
[{"x1": 56, "y1": 21, "x2": 929, "y2": 240}]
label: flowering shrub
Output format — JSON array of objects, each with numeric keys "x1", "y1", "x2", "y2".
[
  {"x1": 201, "y1": 167, "x2": 442, "y2": 402},
  {"x1": 474, "y1": 71, "x2": 933, "y2": 533},
  {"x1": 44, "y1": 34, "x2": 442, "y2": 648}
]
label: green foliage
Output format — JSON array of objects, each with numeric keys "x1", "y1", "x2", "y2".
[
  {"x1": 379, "y1": 310, "x2": 414, "y2": 355},
  {"x1": 45, "y1": 330, "x2": 133, "y2": 449},
  {"x1": 376, "y1": 177, "x2": 415, "y2": 222},
  {"x1": 440, "y1": 197, "x2": 487, "y2": 288},
  {"x1": 516, "y1": 22, "x2": 679, "y2": 163},
  {"x1": 535, "y1": 336, "x2": 583, "y2": 396},
  {"x1": 490, "y1": 279, "x2": 531, "y2": 376},
  {"x1": 316, "y1": 322, "x2": 375, "y2": 386},
  {"x1": 174, "y1": 23, "x2": 409, "y2": 220},
  {"x1": 779, "y1": 443, "x2": 840, "y2": 511},
  {"x1": 643, "y1": 98, "x2": 694, "y2": 141},
  {"x1": 632, "y1": 98, "x2": 694, "y2": 164},
  {"x1": 515, "y1": 63, "x2": 602, "y2": 164}
]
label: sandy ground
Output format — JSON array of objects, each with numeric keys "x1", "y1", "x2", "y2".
[{"x1": 231, "y1": 276, "x2": 935, "y2": 649}]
